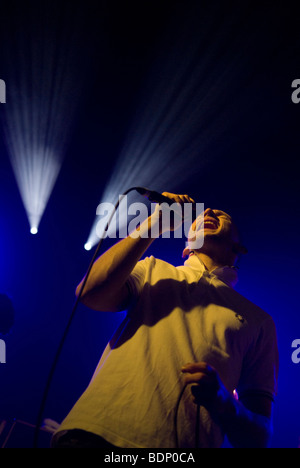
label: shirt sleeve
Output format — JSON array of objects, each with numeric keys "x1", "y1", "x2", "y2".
[
  {"x1": 126, "y1": 257, "x2": 152, "y2": 299},
  {"x1": 237, "y1": 316, "x2": 279, "y2": 401}
]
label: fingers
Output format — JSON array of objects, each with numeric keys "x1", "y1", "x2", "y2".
[
  {"x1": 181, "y1": 362, "x2": 220, "y2": 407},
  {"x1": 161, "y1": 192, "x2": 195, "y2": 205},
  {"x1": 181, "y1": 362, "x2": 216, "y2": 375},
  {"x1": 181, "y1": 363, "x2": 217, "y2": 387},
  {"x1": 153, "y1": 193, "x2": 195, "y2": 234},
  {"x1": 183, "y1": 372, "x2": 213, "y2": 387}
]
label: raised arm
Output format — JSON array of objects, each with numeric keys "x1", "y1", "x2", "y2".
[
  {"x1": 76, "y1": 192, "x2": 194, "y2": 312},
  {"x1": 76, "y1": 215, "x2": 155, "y2": 312}
]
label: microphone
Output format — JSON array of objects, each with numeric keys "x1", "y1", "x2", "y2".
[
  {"x1": 135, "y1": 187, "x2": 174, "y2": 206},
  {"x1": 135, "y1": 187, "x2": 197, "y2": 219}
]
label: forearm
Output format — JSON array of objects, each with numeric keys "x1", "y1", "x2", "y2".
[
  {"x1": 213, "y1": 394, "x2": 272, "y2": 448},
  {"x1": 76, "y1": 215, "x2": 156, "y2": 305},
  {"x1": 182, "y1": 363, "x2": 273, "y2": 448}
]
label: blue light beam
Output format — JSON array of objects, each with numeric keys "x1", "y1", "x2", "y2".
[
  {"x1": 85, "y1": 3, "x2": 256, "y2": 249},
  {"x1": 0, "y1": 2, "x2": 95, "y2": 234}
]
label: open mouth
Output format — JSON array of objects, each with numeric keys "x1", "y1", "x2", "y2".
[{"x1": 203, "y1": 217, "x2": 219, "y2": 230}]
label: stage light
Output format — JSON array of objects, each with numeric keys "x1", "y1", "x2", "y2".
[
  {"x1": 7, "y1": 146, "x2": 62, "y2": 234},
  {"x1": 0, "y1": 3, "x2": 95, "y2": 235},
  {"x1": 85, "y1": 6, "x2": 236, "y2": 250},
  {"x1": 84, "y1": 242, "x2": 92, "y2": 251}
]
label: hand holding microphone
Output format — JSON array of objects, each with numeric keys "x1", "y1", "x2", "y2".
[
  {"x1": 135, "y1": 187, "x2": 195, "y2": 207},
  {"x1": 135, "y1": 187, "x2": 196, "y2": 235}
]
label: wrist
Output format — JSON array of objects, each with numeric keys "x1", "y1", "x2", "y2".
[
  {"x1": 130, "y1": 215, "x2": 161, "y2": 240},
  {"x1": 210, "y1": 389, "x2": 238, "y2": 429}
]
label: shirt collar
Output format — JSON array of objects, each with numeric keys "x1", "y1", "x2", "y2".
[{"x1": 183, "y1": 253, "x2": 238, "y2": 288}]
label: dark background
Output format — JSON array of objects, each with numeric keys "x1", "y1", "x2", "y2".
[{"x1": 0, "y1": 0, "x2": 299, "y2": 448}]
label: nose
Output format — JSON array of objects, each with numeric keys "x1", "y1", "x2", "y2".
[{"x1": 204, "y1": 208, "x2": 217, "y2": 219}]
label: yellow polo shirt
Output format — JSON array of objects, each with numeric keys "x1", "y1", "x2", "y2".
[{"x1": 54, "y1": 254, "x2": 278, "y2": 448}]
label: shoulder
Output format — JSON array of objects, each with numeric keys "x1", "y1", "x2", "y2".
[
  {"x1": 137, "y1": 256, "x2": 181, "y2": 275},
  {"x1": 217, "y1": 283, "x2": 275, "y2": 328}
]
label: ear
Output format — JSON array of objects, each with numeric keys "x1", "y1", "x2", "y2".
[
  {"x1": 182, "y1": 246, "x2": 191, "y2": 258},
  {"x1": 232, "y1": 242, "x2": 248, "y2": 255}
]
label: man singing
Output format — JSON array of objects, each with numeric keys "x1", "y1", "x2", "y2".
[{"x1": 52, "y1": 192, "x2": 279, "y2": 448}]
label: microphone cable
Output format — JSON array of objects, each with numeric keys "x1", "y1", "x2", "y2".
[
  {"x1": 33, "y1": 186, "x2": 197, "y2": 448},
  {"x1": 174, "y1": 384, "x2": 201, "y2": 449},
  {"x1": 33, "y1": 186, "x2": 144, "y2": 448}
]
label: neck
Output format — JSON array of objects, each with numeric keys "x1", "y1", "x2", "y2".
[{"x1": 193, "y1": 251, "x2": 225, "y2": 272}]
